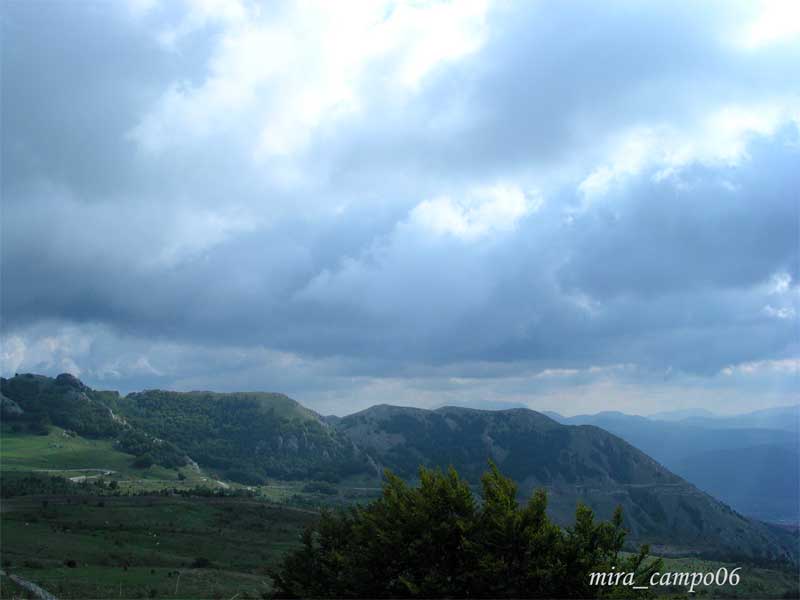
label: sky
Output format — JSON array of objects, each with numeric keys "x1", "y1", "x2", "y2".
[{"x1": 1, "y1": 0, "x2": 798, "y2": 416}]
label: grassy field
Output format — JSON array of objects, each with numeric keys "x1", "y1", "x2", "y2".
[
  {"x1": 0, "y1": 429, "x2": 321, "y2": 598},
  {"x1": 0, "y1": 427, "x2": 237, "y2": 497},
  {"x1": 0, "y1": 495, "x2": 317, "y2": 599},
  {"x1": 3, "y1": 495, "x2": 797, "y2": 600},
  {"x1": 0, "y1": 426, "x2": 184, "y2": 480}
]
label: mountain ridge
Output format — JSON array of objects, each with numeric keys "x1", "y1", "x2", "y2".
[
  {"x1": 333, "y1": 403, "x2": 797, "y2": 562},
  {"x1": 1, "y1": 373, "x2": 797, "y2": 564}
]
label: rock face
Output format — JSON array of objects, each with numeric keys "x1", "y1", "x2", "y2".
[{"x1": 334, "y1": 404, "x2": 799, "y2": 564}]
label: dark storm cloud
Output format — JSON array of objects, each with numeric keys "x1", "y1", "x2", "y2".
[
  {"x1": 1, "y1": 0, "x2": 798, "y2": 411},
  {"x1": 2, "y1": 1, "x2": 205, "y2": 194}
]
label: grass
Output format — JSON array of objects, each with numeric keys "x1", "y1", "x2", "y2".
[
  {"x1": 0, "y1": 574, "x2": 28, "y2": 598},
  {"x1": 652, "y1": 556, "x2": 799, "y2": 599},
  {"x1": 0, "y1": 495, "x2": 317, "y2": 599},
  {"x1": 0, "y1": 427, "x2": 213, "y2": 488},
  {"x1": 6, "y1": 566, "x2": 270, "y2": 600},
  {"x1": 0, "y1": 427, "x2": 383, "y2": 501},
  {"x1": 5, "y1": 496, "x2": 793, "y2": 600},
  {"x1": 1, "y1": 427, "x2": 136, "y2": 472}
]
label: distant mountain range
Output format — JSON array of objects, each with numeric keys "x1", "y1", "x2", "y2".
[
  {"x1": 1, "y1": 373, "x2": 797, "y2": 564},
  {"x1": 663, "y1": 404, "x2": 799, "y2": 432},
  {"x1": 648, "y1": 408, "x2": 717, "y2": 421},
  {"x1": 544, "y1": 407, "x2": 799, "y2": 524}
]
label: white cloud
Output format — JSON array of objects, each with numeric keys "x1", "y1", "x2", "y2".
[
  {"x1": 578, "y1": 99, "x2": 800, "y2": 202},
  {"x1": 721, "y1": 358, "x2": 800, "y2": 376},
  {"x1": 768, "y1": 272, "x2": 793, "y2": 294},
  {"x1": 411, "y1": 183, "x2": 540, "y2": 240},
  {"x1": 0, "y1": 336, "x2": 26, "y2": 375},
  {"x1": 0, "y1": 327, "x2": 93, "y2": 378},
  {"x1": 741, "y1": 0, "x2": 800, "y2": 49},
  {"x1": 130, "y1": 0, "x2": 490, "y2": 158},
  {"x1": 763, "y1": 305, "x2": 796, "y2": 320}
]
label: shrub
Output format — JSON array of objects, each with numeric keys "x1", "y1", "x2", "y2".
[
  {"x1": 132, "y1": 454, "x2": 154, "y2": 469},
  {"x1": 191, "y1": 557, "x2": 212, "y2": 569},
  {"x1": 271, "y1": 463, "x2": 661, "y2": 598}
]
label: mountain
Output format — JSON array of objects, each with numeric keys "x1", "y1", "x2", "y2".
[
  {"x1": 334, "y1": 404, "x2": 798, "y2": 562},
  {"x1": 649, "y1": 408, "x2": 716, "y2": 421},
  {"x1": 549, "y1": 410, "x2": 799, "y2": 524},
  {"x1": 2, "y1": 374, "x2": 797, "y2": 563},
  {"x1": 0, "y1": 374, "x2": 369, "y2": 484},
  {"x1": 431, "y1": 399, "x2": 529, "y2": 411}
]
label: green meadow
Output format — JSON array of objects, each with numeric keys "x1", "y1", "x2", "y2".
[{"x1": 0, "y1": 495, "x2": 316, "y2": 599}]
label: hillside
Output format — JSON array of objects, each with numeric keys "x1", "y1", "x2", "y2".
[
  {"x1": 335, "y1": 404, "x2": 798, "y2": 563},
  {"x1": 674, "y1": 445, "x2": 799, "y2": 524},
  {"x1": 0, "y1": 374, "x2": 371, "y2": 485},
  {"x1": 547, "y1": 410, "x2": 799, "y2": 523},
  {"x1": 0, "y1": 373, "x2": 188, "y2": 469},
  {"x1": 116, "y1": 390, "x2": 368, "y2": 483}
]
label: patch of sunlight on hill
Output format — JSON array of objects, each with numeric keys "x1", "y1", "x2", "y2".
[{"x1": 0, "y1": 426, "x2": 171, "y2": 479}]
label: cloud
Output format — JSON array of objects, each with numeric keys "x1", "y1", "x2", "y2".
[
  {"x1": 2, "y1": 0, "x2": 799, "y2": 414},
  {"x1": 410, "y1": 183, "x2": 540, "y2": 240},
  {"x1": 129, "y1": 0, "x2": 490, "y2": 158}
]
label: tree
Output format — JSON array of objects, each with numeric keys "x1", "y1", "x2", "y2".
[{"x1": 271, "y1": 462, "x2": 661, "y2": 598}]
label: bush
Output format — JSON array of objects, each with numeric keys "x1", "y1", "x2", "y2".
[
  {"x1": 271, "y1": 463, "x2": 661, "y2": 598},
  {"x1": 132, "y1": 454, "x2": 154, "y2": 469},
  {"x1": 191, "y1": 557, "x2": 213, "y2": 569}
]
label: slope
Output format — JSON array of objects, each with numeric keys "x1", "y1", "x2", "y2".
[
  {"x1": 115, "y1": 390, "x2": 369, "y2": 483},
  {"x1": 335, "y1": 404, "x2": 798, "y2": 563},
  {"x1": 549, "y1": 410, "x2": 799, "y2": 523}
]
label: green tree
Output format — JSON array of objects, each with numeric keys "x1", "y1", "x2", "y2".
[{"x1": 271, "y1": 462, "x2": 661, "y2": 598}]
